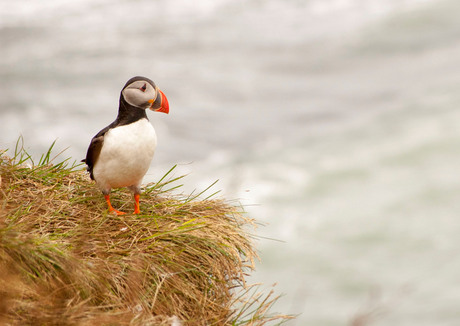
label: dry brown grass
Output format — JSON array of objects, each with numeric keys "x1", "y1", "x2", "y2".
[{"x1": 0, "y1": 141, "x2": 292, "y2": 325}]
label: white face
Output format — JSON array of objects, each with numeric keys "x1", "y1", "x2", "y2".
[{"x1": 122, "y1": 80, "x2": 157, "y2": 109}]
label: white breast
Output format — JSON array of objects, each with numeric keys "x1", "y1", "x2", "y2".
[{"x1": 92, "y1": 118, "x2": 157, "y2": 192}]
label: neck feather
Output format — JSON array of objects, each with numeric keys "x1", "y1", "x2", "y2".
[{"x1": 116, "y1": 95, "x2": 148, "y2": 126}]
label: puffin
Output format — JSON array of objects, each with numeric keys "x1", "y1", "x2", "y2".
[{"x1": 82, "y1": 76, "x2": 169, "y2": 215}]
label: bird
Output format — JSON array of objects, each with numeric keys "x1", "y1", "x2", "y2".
[{"x1": 82, "y1": 76, "x2": 169, "y2": 215}]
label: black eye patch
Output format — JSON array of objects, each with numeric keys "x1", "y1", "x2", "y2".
[{"x1": 140, "y1": 83, "x2": 147, "y2": 92}]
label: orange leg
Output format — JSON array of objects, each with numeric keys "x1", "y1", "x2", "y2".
[
  {"x1": 134, "y1": 194, "x2": 141, "y2": 214},
  {"x1": 104, "y1": 194, "x2": 126, "y2": 215}
]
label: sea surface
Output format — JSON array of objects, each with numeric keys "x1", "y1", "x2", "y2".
[{"x1": 1, "y1": 0, "x2": 460, "y2": 325}]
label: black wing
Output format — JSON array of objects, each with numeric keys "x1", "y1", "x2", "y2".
[{"x1": 82, "y1": 124, "x2": 113, "y2": 180}]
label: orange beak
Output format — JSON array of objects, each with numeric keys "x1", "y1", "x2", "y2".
[{"x1": 148, "y1": 89, "x2": 169, "y2": 114}]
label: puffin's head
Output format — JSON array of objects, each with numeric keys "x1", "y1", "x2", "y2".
[{"x1": 121, "y1": 76, "x2": 169, "y2": 114}]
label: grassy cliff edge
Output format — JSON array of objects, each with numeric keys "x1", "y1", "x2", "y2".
[{"x1": 0, "y1": 142, "x2": 292, "y2": 325}]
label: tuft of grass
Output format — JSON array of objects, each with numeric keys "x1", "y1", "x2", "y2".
[{"x1": 0, "y1": 141, "x2": 293, "y2": 325}]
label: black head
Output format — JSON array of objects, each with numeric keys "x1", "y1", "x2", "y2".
[{"x1": 116, "y1": 76, "x2": 169, "y2": 125}]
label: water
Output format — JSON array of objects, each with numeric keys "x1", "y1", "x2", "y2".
[{"x1": 2, "y1": 0, "x2": 460, "y2": 325}]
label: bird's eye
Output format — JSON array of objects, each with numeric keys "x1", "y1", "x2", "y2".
[{"x1": 140, "y1": 83, "x2": 147, "y2": 92}]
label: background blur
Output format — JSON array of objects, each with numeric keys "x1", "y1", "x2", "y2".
[{"x1": 2, "y1": 0, "x2": 460, "y2": 325}]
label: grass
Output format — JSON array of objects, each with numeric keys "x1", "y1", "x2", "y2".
[{"x1": 0, "y1": 139, "x2": 293, "y2": 325}]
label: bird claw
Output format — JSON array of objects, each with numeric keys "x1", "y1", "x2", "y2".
[{"x1": 110, "y1": 209, "x2": 126, "y2": 216}]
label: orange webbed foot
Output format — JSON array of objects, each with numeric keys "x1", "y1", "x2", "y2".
[
  {"x1": 110, "y1": 208, "x2": 127, "y2": 216},
  {"x1": 104, "y1": 194, "x2": 126, "y2": 215}
]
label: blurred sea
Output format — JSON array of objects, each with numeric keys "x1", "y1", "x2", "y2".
[{"x1": 2, "y1": 0, "x2": 460, "y2": 324}]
